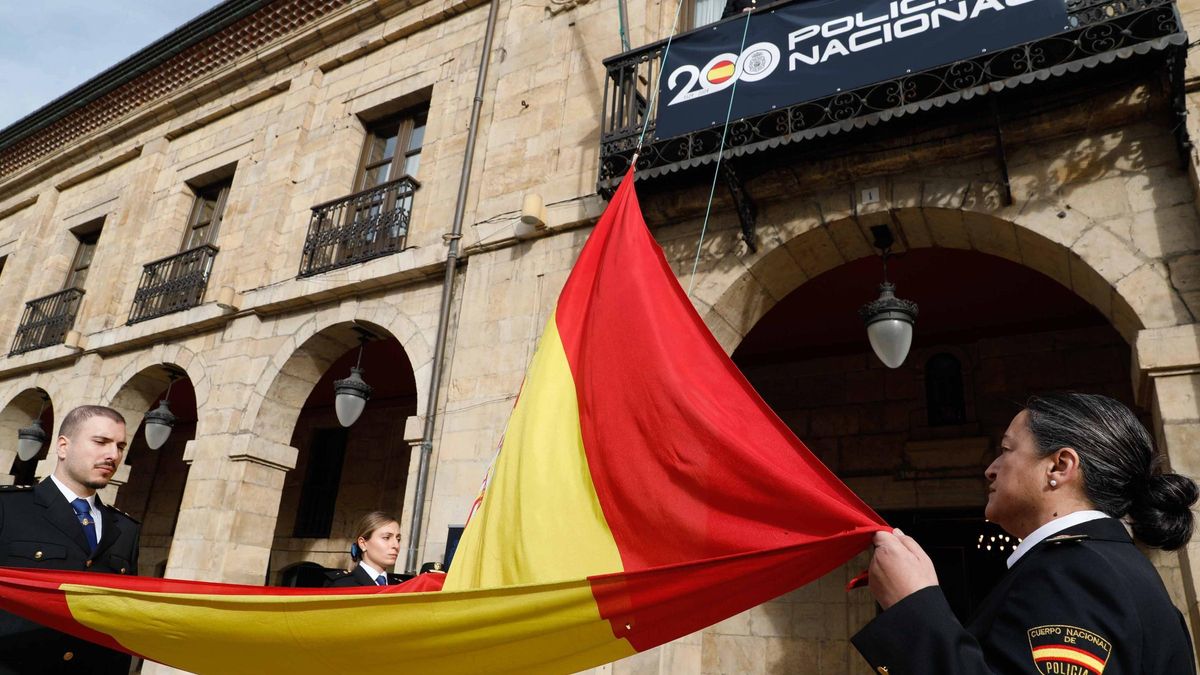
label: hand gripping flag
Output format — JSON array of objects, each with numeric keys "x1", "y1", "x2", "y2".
[{"x1": 0, "y1": 167, "x2": 886, "y2": 674}]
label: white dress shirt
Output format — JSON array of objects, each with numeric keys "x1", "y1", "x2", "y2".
[{"x1": 358, "y1": 560, "x2": 388, "y2": 585}]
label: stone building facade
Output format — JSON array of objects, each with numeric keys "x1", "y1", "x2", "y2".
[{"x1": 0, "y1": 0, "x2": 1199, "y2": 673}]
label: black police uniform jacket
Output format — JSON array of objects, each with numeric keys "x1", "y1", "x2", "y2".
[
  {"x1": 852, "y1": 517, "x2": 1195, "y2": 675},
  {"x1": 0, "y1": 479, "x2": 140, "y2": 675},
  {"x1": 324, "y1": 564, "x2": 408, "y2": 588}
]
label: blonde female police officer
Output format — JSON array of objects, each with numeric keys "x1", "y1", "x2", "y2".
[
  {"x1": 325, "y1": 511, "x2": 406, "y2": 587},
  {"x1": 853, "y1": 393, "x2": 1197, "y2": 674}
]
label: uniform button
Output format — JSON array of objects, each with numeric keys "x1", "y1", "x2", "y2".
[
  {"x1": 120, "y1": 567, "x2": 127, "y2": 574},
  {"x1": 876, "y1": 667, "x2": 888, "y2": 674},
  {"x1": 63, "y1": 651, "x2": 74, "y2": 661},
  {"x1": 85, "y1": 560, "x2": 92, "y2": 568},
  {"x1": 34, "y1": 551, "x2": 42, "y2": 560}
]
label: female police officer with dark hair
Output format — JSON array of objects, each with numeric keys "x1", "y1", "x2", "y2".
[{"x1": 853, "y1": 392, "x2": 1198, "y2": 674}]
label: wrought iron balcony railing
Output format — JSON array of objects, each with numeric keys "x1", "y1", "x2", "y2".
[
  {"x1": 128, "y1": 244, "x2": 219, "y2": 324},
  {"x1": 298, "y1": 176, "x2": 419, "y2": 277},
  {"x1": 599, "y1": 0, "x2": 1185, "y2": 192},
  {"x1": 10, "y1": 287, "x2": 84, "y2": 356}
]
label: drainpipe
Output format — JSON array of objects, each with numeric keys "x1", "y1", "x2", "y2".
[{"x1": 405, "y1": 0, "x2": 501, "y2": 575}]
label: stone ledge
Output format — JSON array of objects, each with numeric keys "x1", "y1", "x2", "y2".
[
  {"x1": 0, "y1": 343, "x2": 83, "y2": 379},
  {"x1": 226, "y1": 435, "x2": 299, "y2": 472},
  {"x1": 1135, "y1": 324, "x2": 1200, "y2": 373},
  {"x1": 243, "y1": 245, "x2": 446, "y2": 316},
  {"x1": 87, "y1": 302, "x2": 238, "y2": 357}
]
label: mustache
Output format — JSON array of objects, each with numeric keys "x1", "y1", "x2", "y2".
[{"x1": 94, "y1": 461, "x2": 117, "y2": 469}]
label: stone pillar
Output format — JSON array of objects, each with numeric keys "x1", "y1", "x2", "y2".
[
  {"x1": 1134, "y1": 325, "x2": 1200, "y2": 652},
  {"x1": 165, "y1": 433, "x2": 297, "y2": 585},
  {"x1": 396, "y1": 415, "x2": 428, "y2": 573}
]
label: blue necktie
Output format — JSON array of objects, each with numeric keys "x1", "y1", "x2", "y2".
[
  {"x1": 71, "y1": 498, "x2": 98, "y2": 554},
  {"x1": 376, "y1": 574, "x2": 387, "y2": 586}
]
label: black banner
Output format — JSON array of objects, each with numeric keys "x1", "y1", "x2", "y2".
[{"x1": 655, "y1": 0, "x2": 1070, "y2": 139}]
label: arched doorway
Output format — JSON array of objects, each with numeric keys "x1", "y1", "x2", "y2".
[
  {"x1": 264, "y1": 322, "x2": 418, "y2": 583},
  {"x1": 0, "y1": 388, "x2": 54, "y2": 485},
  {"x1": 728, "y1": 246, "x2": 1134, "y2": 664},
  {"x1": 109, "y1": 365, "x2": 197, "y2": 577}
]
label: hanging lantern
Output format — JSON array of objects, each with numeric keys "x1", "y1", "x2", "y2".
[
  {"x1": 15, "y1": 393, "x2": 50, "y2": 461},
  {"x1": 858, "y1": 225, "x2": 918, "y2": 369},
  {"x1": 16, "y1": 419, "x2": 47, "y2": 461},
  {"x1": 143, "y1": 371, "x2": 181, "y2": 450},
  {"x1": 334, "y1": 337, "x2": 373, "y2": 427},
  {"x1": 143, "y1": 399, "x2": 176, "y2": 450}
]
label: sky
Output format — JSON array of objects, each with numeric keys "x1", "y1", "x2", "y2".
[{"x1": 0, "y1": 1, "x2": 221, "y2": 130}]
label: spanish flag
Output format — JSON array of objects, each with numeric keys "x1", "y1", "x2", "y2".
[{"x1": 0, "y1": 168, "x2": 885, "y2": 673}]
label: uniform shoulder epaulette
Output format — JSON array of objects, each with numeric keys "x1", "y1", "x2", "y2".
[
  {"x1": 0, "y1": 484, "x2": 33, "y2": 493},
  {"x1": 1045, "y1": 533, "x2": 1090, "y2": 544},
  {"x1": 324, "y1": 569, "x2": 352, "y2": 581},
  {"x1": 103, "y1": 502, "x2": 141, "y2": 524}
]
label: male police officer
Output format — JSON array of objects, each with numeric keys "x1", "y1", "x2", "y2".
[{"x1": 0, "y1": 405, "x2": 141, "y2": 674}]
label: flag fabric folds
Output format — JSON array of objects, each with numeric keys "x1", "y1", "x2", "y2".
[{"x1": 0, "y1": 167, "x2": 886, "y2": 674}]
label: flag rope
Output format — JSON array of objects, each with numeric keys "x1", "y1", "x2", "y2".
[
  {"x1": 688, "y1": 6, "x2": 754, "y2": 297},
  {"x1": 634, "y1": 0, "x2": 686, "y2": 154}
]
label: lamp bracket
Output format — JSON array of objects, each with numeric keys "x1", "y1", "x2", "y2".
[
  {"x1": 719, "y1": 163, "x2": 758, "y2": 254},
  {"x1": 350, "y1": 325, "x2": 379, "y2": 343},
  {"x1": 869, "y1": 224, "x2": 894, "y2": 253}
]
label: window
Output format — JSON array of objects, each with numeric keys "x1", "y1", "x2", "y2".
[
  {"x1": 65, "y1": 220, "x2": 103, "y2": 290},
  {"x1": 359, "y1": 110, "x2": 426, "y2": 191},
  {"x1": 690, "y1": 0, "x2": 725, "y2": 27},
  {"x1": 926, "y1": 353, "x2": 967, "y2": 426},
  {"x1": 293, "y1": 428, "x2": 348, "y2": 538},
  {"x1": 182, "y1": 179, "x2": 231, "y2": 250}
]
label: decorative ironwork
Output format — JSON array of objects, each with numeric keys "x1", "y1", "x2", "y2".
[
  {"x1": 10, "y1": 287, "x2": 84, "y2": 356},
  {"x1": 298, "y1": 175, "x2": 419, "y2": 277},
  {"x1": 128, "y1": 244, "x2": 219, "y2": 324},
  {"x1": 598, "y1": 0, "x2": 1184, "y2": 192}
]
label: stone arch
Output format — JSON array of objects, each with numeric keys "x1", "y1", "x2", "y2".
[
  {"x1": 101, "y1": 344, "x2": 210, "y2": 436},
  {"x1": 242, "y1": 297, "x2": 432, "y2": 444},
  {"x1": 694, "y1": 179, "x2": 1188, "y2": 354},
  {"x1": 246, "y1": 318, "x2": 420, "y2": 447}
]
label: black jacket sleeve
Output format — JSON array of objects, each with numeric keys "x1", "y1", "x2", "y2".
[{"x1": 852, "y1": 545, "x2": 1145, "y2": 675}]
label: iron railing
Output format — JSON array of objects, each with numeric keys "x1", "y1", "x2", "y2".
[
  {"x1": 128, "y1": 244, "x2": 219, "y2": 324},
  {"x1": 10, "y1": 287, "x2": 84, "y2": 356},
  {"x1": 598, "y1": 0, "x2": 1184, "y2": 191},
  {"x1": 298, "y1": 175, "x2": 419, "y2": 277}
]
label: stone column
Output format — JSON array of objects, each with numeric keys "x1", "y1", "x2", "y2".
[
  {"x1": 1134, "y1": 325, "x2": 1200, "y2": 652},
  {"x1": 164, "y1": 433, "x2": 297, "y2": 584}
]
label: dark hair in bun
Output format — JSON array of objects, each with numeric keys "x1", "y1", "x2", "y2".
[{"x1": 1025, "y1": 392, "x2": 1197, "y2": 550}]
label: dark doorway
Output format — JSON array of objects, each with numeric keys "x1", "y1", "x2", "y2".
[{"x1": 878, "y1": 508, "x2": 1012, "y2": 622}]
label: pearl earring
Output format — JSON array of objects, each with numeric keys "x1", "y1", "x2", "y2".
[{"x1": 1049, "y1": 479, "x2": 1058, "y2": 488}]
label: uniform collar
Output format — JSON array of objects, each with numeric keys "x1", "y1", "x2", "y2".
[
  {"x1": 1006, "y1": 510, "x2": 1108, "y2": 568},
  {"x1": 49, "y1": 474, "x2": 97, "y2": 510},
  {"x1": 358, "y1": 560, "x2": 385, "y2": 582}
]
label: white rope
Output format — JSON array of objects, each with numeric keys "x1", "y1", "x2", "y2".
[{"x1": 687, "y1": 8, "x2": 754, "y2": 298}]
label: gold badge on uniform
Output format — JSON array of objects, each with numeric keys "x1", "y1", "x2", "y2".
[{"x1": 1027, "y1": 625, "x2": 1111, "y2": 674}]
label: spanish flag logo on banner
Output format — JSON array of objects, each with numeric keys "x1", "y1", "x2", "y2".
[{"x1": 0, "y1": 168, "x2": 886, "y2": 674}]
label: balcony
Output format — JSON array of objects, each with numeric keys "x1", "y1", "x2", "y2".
[
  {"x1": 299, "y1": 176, "x2": 419, "y2": 277},
  {"x1": 598, "y1": 0, "x2": 1186, "y2": 192},
  {"x1": 10, "y1": 287, "x2": 84, "y2": 356},
  {"x1": 128, "y1": 244, "x2": 219, "y2": 324}
]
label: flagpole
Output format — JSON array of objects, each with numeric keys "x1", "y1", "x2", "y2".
[{"x1": 406, "y1": 0, "x2": 502, "y2": 575}]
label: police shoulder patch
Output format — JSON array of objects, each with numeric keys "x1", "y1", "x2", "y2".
[{"x1": 1027, "y1": 624, "x2": 1112, "y2": 674}]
